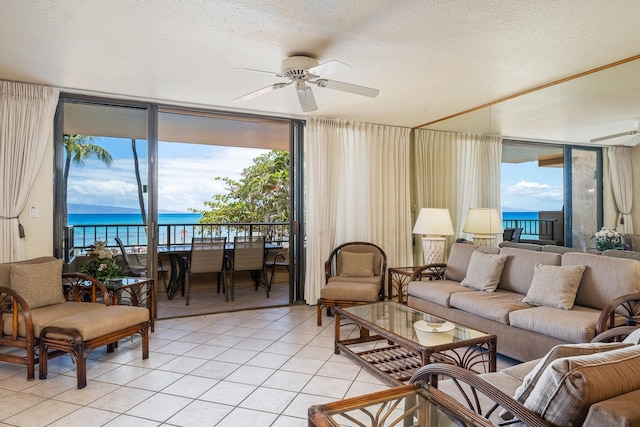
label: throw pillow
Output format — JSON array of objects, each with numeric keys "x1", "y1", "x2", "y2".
[
  {"x1": 460, "y1": 251, "x2": 508, "y2": 292},
  {"x1": 523, "y1": 345, "x2": 640, "y2": 426},
  {"x1": 9, "y1": 259, "x2": 64, "y2": 309},
  {"x1": 513, "y1": 342, "x2": 632, "y2": 403},
  {"x1": 339, "y1": 251, "x2": 375, "y2": 277},
  {"x1": 522, "y1": 263, "x2": 586, "y2": 310}
]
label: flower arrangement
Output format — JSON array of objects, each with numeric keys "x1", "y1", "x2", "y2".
[
  {"x1": 594, "y1": 227, "x2": 622, "y2": 251},
  {"x1": 80, "y1": 240, "x2": 124, "y2": 283}
]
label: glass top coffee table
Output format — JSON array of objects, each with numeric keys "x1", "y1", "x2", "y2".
[{"x1": 335, "y1": 302, "x2": 496, "y2": 385}]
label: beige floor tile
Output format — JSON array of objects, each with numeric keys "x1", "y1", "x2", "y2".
[
  {"x1": 126, "y1": 370, "x2": 184, "y2": 391},
  {"x1": 234, "y1": 337, "x2": 276, "y2": 352},
  {"x1": 153, "y1": 340, "x2": 200, "y2": 356},
  {"x1": 47, "y1": 406, "x2": 119, "y2": 427},
  {"x1": 182, "y1": 344, "x2": 228, "y2": 359},
  {"x1": 315, "y1": 361, "x2": 362, "y2": 381},
  {"x1": 295, "y1": 344, "x2": 335, "y2": 361},
  {"x1": 92, "y1": 365, "x2": 152, "y2": 386},
  {"x1": 279, "y1": 356, "x2": 325, "y2": 375},
  {"x1": 271, "y1": 415, "x2": 308, "y2": 427},
  {"x1": 156, "y1": 355, "x2": 208, "y2": 374},
  {"x1": 4, "y1": 399, "x2": 81, "y2": 427},
  {"x1": 124, "y1": 352, "x2": 176, "y2": 370},
  {"x1": 251, "y1": 329, "x2": 288, "y2": 340},
  {"x1": 162, "y1": 375, "x2": 218, "y2": 399},
  {"x1": 224, "y1": 365, "x2": 276, "y2": 386},
  {"x1": 54, "y1": 380, "x2": 120, "y2": 405},
  {"x1": 0, "y1": 392, "x2": 46, "y2": 420},
  {"x1": 239, "y1": 387, "x2": 298, "y2": 413},
  {"x1": 21, "y1": 374, "x2": 77, "y2": 398},
  {"x1": 344, "y1": 380, "x2": 389, "y2": 398},
  {"x1": 0, "y1": 372, "x2": 34, "y2": 392},
  {"x1": 176, "y1": 331, "x2": 219, "y2": 343},
  {"x1": 245, "y1": 352, "x2": 291, "y2": 370},
  {"x1": 282, "y1": 393, "x2": 335, "y2": 418},
  {"x1": 261, "y1": 370, "x2": 312, "y2": 392},
  {"x1": 102, "y1": 414, "x2": 160, "y2": 426},
  {"x1": 125, "y1": 392, "x2": 192, "y2": 423},
  {"x1": 278, "y1": 332, "x2": 316, "y2": 345},
  {"x1": 88, "y1": 386, "x2": 154, "y2": 413},
  {"x1": 199, "y1": 380, "x2": 256, "y2": 406},
  {"x1": 206, "y1": 334, "x2": 245, "y2": 347},
  {"x1": 215, "y1": 347, "x2": 259, "y2": 364},
  {"x1": 189, "y1": 360, "x2": 240, "y2": 380},
  {"x1": 302, "y1": 376, "x2": 352, "y2": 399},
  {"x1": 166, "y1": 399, "x2": 233, "y2": 426},
  {"x1": 263, "y1": 341, "x2": 305, "y2": 356},
  {"x1": 215, "y1": 407, "x2": 278, "y2": 427}
]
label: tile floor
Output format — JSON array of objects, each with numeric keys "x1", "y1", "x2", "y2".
[{"x1": 0, "y1": 304, "x2": 515, "y2": 426}]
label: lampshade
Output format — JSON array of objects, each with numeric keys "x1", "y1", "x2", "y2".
[
  {"x1": 412, "y1": 208, "x2": 455, "y2": 237},
  {"x1": 463, "y1": 208, "x2": 503, "y2": 238}
]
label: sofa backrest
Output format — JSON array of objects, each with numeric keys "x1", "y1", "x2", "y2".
[
  {"x1": 499, "y1": 241, "x2": 542, "y2": 251},
  {"x1": 0, "y1": 257, "x2": 58, "y2": 288},
  {"x1": 562, "y1": 252, "x2": 640, "y2": 310},
  {"x1": 445, "y1": 243, "x2": 499, "y2": 282},
  {"x1": 498, "y1": 247, "x2": 561, "y2": 294}
]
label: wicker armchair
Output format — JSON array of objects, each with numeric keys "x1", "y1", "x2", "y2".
[{"x1": 317, "y1": 242, "x2": 386, "y2": 326}]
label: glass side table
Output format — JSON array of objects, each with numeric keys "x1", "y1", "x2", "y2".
[{"x1": 308, "y1": 381, "x2": 492, "y2": 427}]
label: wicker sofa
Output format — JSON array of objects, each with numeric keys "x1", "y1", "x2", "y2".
[
  {"x1": 0, "y1": 257, "x2": 149, "y2": 388},
  {"x1": 410, "y1": 325, "x2": 640, "y2": 427},
  {"x1": 407, "y1": 243, "x2": 640, "y2": 361}
]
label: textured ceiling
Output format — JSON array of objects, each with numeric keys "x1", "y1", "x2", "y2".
[{"x1": 1, "y1": 0, "x2": 640, "y2": 144}]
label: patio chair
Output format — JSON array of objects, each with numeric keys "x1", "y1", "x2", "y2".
[
  {"x1": 266, "y1": 248, "x2": 290, "y2": 291},
  {"x1": 115, "y1": 236, "x2": 168, "y2": 287},
  {"x1": 228, "y1": 236, "x2": 267, "y2": 301},
  {"x1": 184, "y1": 237, "x2": 227, "y2": 305},
  {"x1": 317, "y1": 241, "x2": 387, "y2": 326}
]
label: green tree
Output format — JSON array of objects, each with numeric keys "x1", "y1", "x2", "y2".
[
  {"x1": 63, "y1": 134, "x2": 114, "y2": 223},
  {"x1": 191, "y1": 150, "x2": 289, "y2": 225}
]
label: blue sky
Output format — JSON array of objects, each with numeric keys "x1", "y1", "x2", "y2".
[
  {"x1": 67, "y1": 138, "x2": 564, "y2": 214},
  {"x1": 66, "y1": 138, "x2": 269, "y2": 213},
  {"x1": 501, "y1": 162, "x2": 563, "y2": 212}
]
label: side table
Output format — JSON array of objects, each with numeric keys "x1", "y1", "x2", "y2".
[
  {"x1": 387, "y1": 265, "x2": 446, "y2": 303},
  {"x1": 105, "y1": 277, "x2": 155, "y2": 332}
]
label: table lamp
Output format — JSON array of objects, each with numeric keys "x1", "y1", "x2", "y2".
[
  {"x1": 463, "y1": 208, "x2": 503, "y2": 246},
  {"x1": 412, "y1": 208, "x2": 455, "y2": 264}
]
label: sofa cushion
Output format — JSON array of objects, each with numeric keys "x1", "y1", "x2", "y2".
[
  {"x1": 44, "y1": 305, "x2": 149, "y2": 341},
  {"x1": 513, "y1": 342, "x2": 632, "y2": 403},
  {"x1": 524, "y1": 345, "x2": 640, "y2": 427},
  {"x1": 508, "y1": 305, "x2": 601, "y2": 343},
  {"x1": 338, "y1": 251, "x2": 374, "y2": 277},
  {"x1": 562, "y1": 252, "x2": 640, "y2": 310},
  {"x1": 407, "y1": 280, "x2": 475, "y2": 307},
  {"x1": 449, "y1": 290, "x2": 530, "y2": 324},
  {"x1": 444, "y1": 243, "x2": 499, "y2": 282},
  {"x1": 9, "y1": 259, "x2": 64, "y2": 309},
  {"x1": 460, "y1": 252, "x2": 508, "y2": 292},
  {"x1": 522, "y1": 263, "x2": 586, "y2": 310},
  {"x1": 498, "y1": 247, "x2": 561, "y2": 294},
  {"x1": 583, "y1": 388, "x2": 640, "y2": 427}
]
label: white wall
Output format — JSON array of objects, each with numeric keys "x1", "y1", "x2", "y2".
[{"x1": 19, "y1": 138, "x2": 54, "y2": 258}]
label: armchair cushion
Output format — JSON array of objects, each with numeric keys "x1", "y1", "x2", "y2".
[
  {"x1": 460, "y1": 251, "x2": 508, "y2": 292},
  {"x1": 10, "y1": 259, "x2": 64, "y2": 309},
  {"x1": 522, "y1": 263, "x2": 586, "y2": 310},
  {"x1": 338, "y1": 251, "x2": 374, "y2": 277}
]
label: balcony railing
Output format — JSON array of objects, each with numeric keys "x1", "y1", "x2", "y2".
[
  {"x1": 68, "y1": 222, "x2": 289, "y2": 255},
  {"x1": 502, "y1": 218, "x2": 558, "y2": 242}
]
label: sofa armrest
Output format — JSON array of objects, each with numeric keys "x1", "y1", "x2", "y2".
[
  {"x1": 409, "y1": 263, "x2": 447, "y2": 282},
  {"x1": 410, "y1": 364, "x2": 552, "y2": 427},
  {"x1": 62, "y1": 273, "x2": 110, "y2": 305},
  {"x1": 596, "y1": 292, "x2": 640, "y2": 335}
]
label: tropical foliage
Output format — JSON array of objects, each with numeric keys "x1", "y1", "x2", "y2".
[{"x1": 191, "y1": 150, "x2": 290, "y2": 224}]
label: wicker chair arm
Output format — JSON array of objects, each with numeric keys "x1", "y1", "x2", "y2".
[
  {"x1": 410, "y1": 364, "x2": 552, "y2": 427},
  {"x1": 0, "y1": 285, "x2": 36, "y2": 341},
  {"x1": 596, "y1": 292, "x2": 640, "y2": 335},
  {"x1": 592, "y1": 325, "x2": 640, "y2": 343},
  {"x1": 408, "y1": 263, "x2": 447, "y2": 282}
]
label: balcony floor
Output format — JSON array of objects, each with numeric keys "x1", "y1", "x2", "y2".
[{"x1": 156, "y1": 274, "x2": 291, "y2": 320}]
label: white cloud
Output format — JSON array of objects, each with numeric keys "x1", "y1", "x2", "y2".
[{"x1": 501, "y1": 180, "x2": 563, "y2": 211}]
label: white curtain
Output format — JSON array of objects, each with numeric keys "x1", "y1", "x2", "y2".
[
  {"x1": 0, "y1": 81, "x2": 59, "y2": 262},
  {"x1": 608, "y1": 146, "x2": 634, "y2": 233},
  {"x1": 412, "y1": 129, "x2": 502, "y2": 262},
  {"x1": 304, "y1": 118, "x2": 412, "y2": 304}
]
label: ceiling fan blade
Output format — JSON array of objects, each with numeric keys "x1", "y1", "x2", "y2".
[
  {"x1": 296, "y1": 86, "x2": 317, "y2": 112},
  {"x1": 590, "y1": 130, "x2": 639, "y2": 143},
  {"x1": 315, "y1": 79, "x2": 379, "y2": 98},
  {"x1": 233, "y1": 67, "x2": 281, "y2": 77},
  {"x1": 307, "y1": 60, "x2": 350, "y2": 77},
  {"x1": 232, "y1": 83, "x2": 288, "y2": 103}
]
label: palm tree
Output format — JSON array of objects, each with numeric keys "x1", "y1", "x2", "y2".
[{"x1": 63, "y1": 134, "x2": 113, "y2": 223}]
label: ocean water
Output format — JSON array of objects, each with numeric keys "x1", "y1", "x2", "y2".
[
  {"x1": 69, "y1": 213, "x2": 202, "y2": 226},
  {"x1": 502, "y1": 211, "x2": 538, "y2": 221}
]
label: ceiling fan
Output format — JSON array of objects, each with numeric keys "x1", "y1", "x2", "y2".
[
  {"x1": 590, "y1": 119, "x2": 640, "y2": 144},
  {"x1": 232, "y1": 56, "x2": 380, "y2": 112}
]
